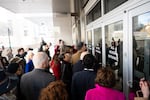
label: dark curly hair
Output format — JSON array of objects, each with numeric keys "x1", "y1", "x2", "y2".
[
  {"x1": 95, "y1": 67, "x2": 116, "y2": 88},
  {"x1": 39, "y1": 81, "x2": 68, "y2": 100},
  {"x1": 82, "y1": 54, "x2": 95, "y2": 69}
]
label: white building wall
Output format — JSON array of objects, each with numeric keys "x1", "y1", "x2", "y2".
[
  {"x1": 53, "y1": 14, "x2": 72, "y2": 45},
  {"x1": 0, "y1": 7, "x2": 40, "y2": 48}
]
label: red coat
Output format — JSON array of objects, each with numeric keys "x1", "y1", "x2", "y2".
[{"x1": 50, "y1": 60, "x2": 61, "y2": 80}]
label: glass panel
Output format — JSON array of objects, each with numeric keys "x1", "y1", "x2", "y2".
[
  {"x1": 86, "y1": 12, "x2": 93, "y2": 24},
  {"x1": 87, "y1": 31, "x2": 92, "y2": 54},
  {"x1": 86, "y1": 1, "x2": 101, "y2": 24},
  {"x1": 105, "y1": 21, "x2": 123, "y2": 91},
  {"x1": 104, "y1": 0, "x2": 128, "y2": 14},
  {"x1": 132, "y1": 12, "x2": 150, "y2": 93},
  {"x1": 93, "y1": 2, "x2": 101, "y2": 21},
  {"x1": 94, "y1": 28, "x2": 102, "y2": 64}
]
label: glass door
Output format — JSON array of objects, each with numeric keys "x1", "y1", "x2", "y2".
[
  {"x1": 87, "y1": 30, "x2": 93, "y2": 54},
  {"x1": 94, "y1": 27, "x2": 102, "y2": 64},
  {"x1": 128, "y1": 1, "x2": 150, "y2": 98},
  {"x1": 105, "y1": 21, "x2": 123, "y2": 91}
]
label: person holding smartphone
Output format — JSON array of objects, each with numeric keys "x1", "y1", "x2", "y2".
[{"x1": 135, "y1": 78, "x2": 150, "y2": 100}]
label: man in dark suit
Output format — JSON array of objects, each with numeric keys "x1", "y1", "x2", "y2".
[
  {"x1": 71, "y1": 54, "x2": 97, "y2": 100},
  {"x1": 20, "y1": 52, "x2": 55, "y2": 100},
  {"x1": 72, "y1": 51, "x2": 89, "y2": 74}
]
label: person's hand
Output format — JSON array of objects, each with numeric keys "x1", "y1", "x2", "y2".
[{"x1": 139, "y1": 78, "x2": 150, "y2": 98}]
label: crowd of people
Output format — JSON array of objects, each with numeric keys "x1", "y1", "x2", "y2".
[{"x1": 0, "y1": 39, "x2": 149, "y2": 100}]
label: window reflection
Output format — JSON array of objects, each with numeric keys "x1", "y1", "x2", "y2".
[
  {"x1": 104, "y1": 0, "x2": 128, "y2": 14},
  {"x1": 133, "y1": 12, "x2": 150, "y2": 85},
  {"x1": 133, "y1": 12, "x2": 150, "y2": 35},
  {"x1": 94, "y1": 28, "x2": 102, "y2": 64},
  {"x1": 86, "y1": 1, "x2": 101, "y2": 24},
  {"x1": 105, "y1": 21, "x2": 123, "y2": 91},
  {"x1": 87, "y1": 31, "x2": 92, "y2": 54}
]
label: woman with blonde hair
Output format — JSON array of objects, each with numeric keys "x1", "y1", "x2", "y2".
[{"x1": 39, "y1": 80, "x2": 68, "y2": 100}]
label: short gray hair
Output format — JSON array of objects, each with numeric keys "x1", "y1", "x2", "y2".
[{"x1": 32, "y1": 52, "x2": 48, "y2": 68}]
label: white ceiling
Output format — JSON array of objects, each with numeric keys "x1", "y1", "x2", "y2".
[
  {"x1": 0, "y1": 0, "x2": 70, "y2": 13},
  {"x1": 0, "y1": 0, "x2": 71, "y2": 27},
  {"x1": 52, "y1": 0, "x2": 70, "y2": 13}
]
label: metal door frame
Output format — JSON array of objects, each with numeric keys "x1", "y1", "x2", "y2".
[{"x1": 126, "y1": 1, "x2": 150, "y2": 97}]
